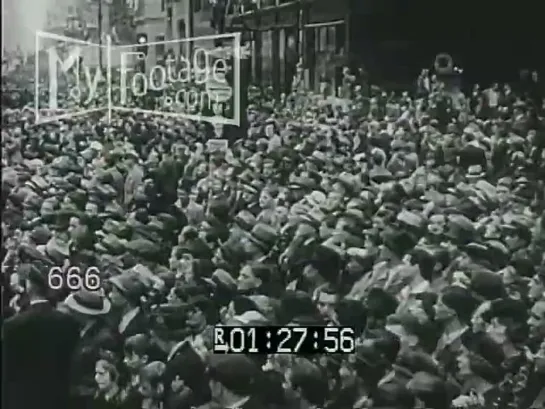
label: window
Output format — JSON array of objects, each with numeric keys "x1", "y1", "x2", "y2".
[
  {"x1": 177, "y1": 19, "x2": 186, "y2": 54},
  {"x1": 319, "y1": 28, "x2": 327, "y2": 52},
  {"x1": 335, "y1": 23, "x2": 345, "y2": 53},
  {"x1": 161, "y1": 0, "x2": 165, "y2": 11},
  {"x1": 177, "y1": 19, "x2": 186, "y2": 37},
  {"x1": 167, "y1": 7, "x2": 172, "y2": 20},
  {"x1": 193, "y1": 0, "x2": 202, "y2": 13},
  {"x1": 156, "y1": 35, "x2": 165, "y2": 57}
]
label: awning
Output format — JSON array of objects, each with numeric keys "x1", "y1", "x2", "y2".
[{"x1": 308, "y1": 0, "x2": 348, "y2": 24}]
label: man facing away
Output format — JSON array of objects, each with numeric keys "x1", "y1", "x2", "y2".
[{"x1": 2, "y1": 264, "x2": 81, "y2": 409}]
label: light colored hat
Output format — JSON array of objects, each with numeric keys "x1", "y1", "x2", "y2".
[{"x1": 64, "y1": 290, "x2": 111, "y2": 316}]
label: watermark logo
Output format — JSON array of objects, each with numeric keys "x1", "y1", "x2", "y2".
[{"x1": 34, "y1": 31, "x2": 244, "y2": 125}]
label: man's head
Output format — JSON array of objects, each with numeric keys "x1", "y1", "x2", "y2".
[
  {"x1": 124, "y1": 333, "x2": 153, "y2": 372},
  {"x1": 283, "y1": 358, "x2": 328, "y2": 407},
  {"x1": 208, "y1": 355, "x2": 259, "y2": 402},
  {"x1": 21, "y1": 264, "x2": 49, "y2": 300},
  {"x1": 528, "y1": 299, "x2": 545, "y2": 338},
  {"x1": 138, "y1": 361, "x2": 166, "y2": 400},
  {"x1": 237, "y1": 263, "x2": 270, "y2": 292},
  {"x1": 315, "y1": 286, "x2": 338, "y2": 322}
]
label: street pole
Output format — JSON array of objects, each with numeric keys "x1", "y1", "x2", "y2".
[{"x1": 98, "y1": 0, "x2": 103, "y2": 70}]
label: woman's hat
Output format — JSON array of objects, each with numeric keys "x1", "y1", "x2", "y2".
[{"x1": 64, "y1": 290, "x2": 111, "y2": 315}]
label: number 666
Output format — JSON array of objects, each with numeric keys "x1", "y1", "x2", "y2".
[{"x1": 48, "y1": 266, "x2": 102, "y2": 291}]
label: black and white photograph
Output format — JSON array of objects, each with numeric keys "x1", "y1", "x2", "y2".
[{"x1": 2, "y1": 0, "x2": 545, "y2": 409}]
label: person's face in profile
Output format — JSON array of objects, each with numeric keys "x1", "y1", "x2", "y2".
[
  {"x1": 237, "y1": 265, "x2": 260, "y2": 290},
  {"x1": 94, "y1": 360, "x2": 115, "y2": 391},
  {"x1": 433, "y1": 296, "x2": 455, "y2": 321},
  {"x1": 108, "y1": 285, "x2": 127, "y2": 308},
  {"x1": 456, "y1": 347, "x2": 472, "y2": 376}
]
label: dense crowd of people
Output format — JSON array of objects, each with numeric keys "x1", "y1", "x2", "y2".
[{"x1": 2, "y1": 49, "x2": 545, "y2": 409}]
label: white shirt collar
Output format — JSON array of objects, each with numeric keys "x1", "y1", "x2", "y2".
[
  {"x1": 226, "y1": 396, "x2": 250, "y2": 409},
  {"x1": 30, "y1": 299, "x2": 49, "y2": 306},
  {"x1": 119, "y1": 306, "x2": 140, "y2": 334},
  {"x1": 80, "y1": 321, "x2": 94, "y2": 337}
]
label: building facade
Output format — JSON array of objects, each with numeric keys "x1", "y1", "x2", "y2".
[{"x1": 225, "y1": 0, "x2": 351, "y2": 95}]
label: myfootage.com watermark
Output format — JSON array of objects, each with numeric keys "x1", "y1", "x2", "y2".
[{"x1": 34, "y1": 31, "x2": 244, "y2": 126}]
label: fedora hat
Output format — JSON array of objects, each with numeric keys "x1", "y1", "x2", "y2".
[
  {"x1": 110, "y1": 273, "x2": 146, "y2": 299},
  {"x1": 467, "y1": 165, "x2": 485, "y2": 179},
  {"x1": 247, "y1": 223, "x2": 278, "y2": 252},
  {"x1": 44, "y1": 237, "x2": 70, "y2": 262},
  {"x1": 65, "y1": 290, "x2": 111, "y2": 316}
]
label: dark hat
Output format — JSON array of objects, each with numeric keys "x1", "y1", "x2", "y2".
[
  {"x1": 289, "y1": 358, "x2": 328, "y2": 404},
  {"x1": 470, "y1": 271, "x2": 506, "y2": 300},
  {"x1": 44, "y1": 237, "x2": 70, "y2": 262},
  {"x1": 312, "y1": 244, "x2": 344, "y2": 281},
  {"x1": 445, "y1": 214, "x2": 475, "y2": 242},
  {"x1": 186, "y1": 293, "x2": 213, "y2": 311},
  {"x1": 485, "y1": 240, "x2": 509, "y2": 261},
  {"x1": 126, "y1": 238, "x2": 161, "y2": 259},
  {"x1": 234, "y1": 210, "x2": 257, "y2": 231},
  {"x1": 244, "y1": 295, "x2": 278, "y2": 321},
  {"x1": 179, "y1": 239, "x2": 213, "y2": 259},
  {"x1": 165, "y1": 340, "x2": 206, "y2": 389},
  {"x1": 308, "y1": 150, "x2": 327, "y2": 164},
  {"x1": 230, "y1": 310, "x2": 270, "y2": 325},
  {"x1": 208, "y1": 355, "x2": 259, "y2": 395},
  {"x1": 487, "y1": 298, "x2": 528, "y2": 321},
  {"x1": 335, "y1": 299, "x2": 367, "y2": 334},
  {"x1": 369, "y1": 166, "x2": 394, "y2": 183},
  {"x1": 397, "y1": 210, "x2": 425, "y2": 230},
  {"x1": 288, "y1": 176, "x2": 317, "y2": 190},
  {"x1": 90, "y1": 183, "x2": 118, "y2": 200},
  {"x1": 406, "y1": 371, "x2": 448, "y2": 399},
  {"x1": 208, "y1": 197, "x2": 230, "y2": 218},
  {"x1": 18, "y1": 244, "x2": 54, "y2": 267},
  {"x1": 346, "y1": 247, "x2": 379, "y2": 267},
  {"x1": 279, "y1": 290, "x2": 321, "y2": 325},
  {"x1": 202, "y1": 268, "x2": 237, "y2": 292},
  {"x1": 124, "y1": 333, "x2": 152, "y2": 354},
  {"x1": 18, "y1": 264, "x2": 49, "y2": 291},
  {"x1": 140, "y1": 361, "x2": 167, "y2": 382},
  {"x1": 352, "y1": 343, "x2": 386, "y2": 369},
  {"x1": 247, "y1": 223, "x2": 278, "y2": 252},
  {"x1": 102, "y1": 219, "x2": 131, "y2": 237},
  {"x1": 64, "y1": 290, "x2": 112, "y2": 315},
  {"x1": 440, "y1": 285, "x2": 480, "y2": 320},
  {"x1": 396, "y1": 350, "x2": 440, "y2": 376},
  {"x1": 464, "y1": 242, "x2": 491, "y2": 261},
  {"x1": 98, "y1": 234, "x2": 127, "y2": 255},
  {"x1": 461, "y1": 331, "x2": 505, "y2": 367},
  {"x1": 156, "y1": 212, "x2": 178, "y2": 230},
  {"x1": 365, "y1": 328, "x2": 401, "y2": 363},
  {"x1": 366, "y1": 288, "x2": 398, "y2": 318},
  {"x1": 110, "y1": 273, "x2": 146, "y2": 300},
  {"x1": 373, "y1": 382, "x2": 415, "y2": 407}
]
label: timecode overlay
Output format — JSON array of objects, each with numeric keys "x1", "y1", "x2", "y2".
[
  {"x1": 47, "y1": 265, "x2": 102, "y2": 291},
  {"x1": 213, "y1": 326, "x2": 356, "y2": 354}
]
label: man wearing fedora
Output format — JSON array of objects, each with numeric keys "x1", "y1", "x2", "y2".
[
  {"x1": 62, "y1": 289, "x2": 116, "y2": 409},
  {"x1": 3, "y1": 265, "x2": 81, "y2": 409}
]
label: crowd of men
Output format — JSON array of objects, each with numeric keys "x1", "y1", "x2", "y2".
[{"x1": 2, "y1": 49, "x2": 545, "y2": 409}]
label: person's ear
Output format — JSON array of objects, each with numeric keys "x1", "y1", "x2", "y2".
[
  {"x1": 142, "y1": 354, "x2": 149, "y2": 364},
  {"x1": 157, "y1": 382, "x2": 164, "y2": 396}
]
